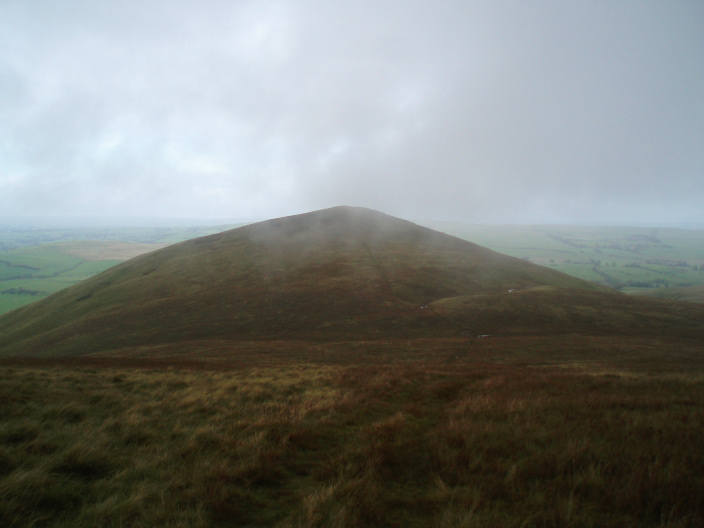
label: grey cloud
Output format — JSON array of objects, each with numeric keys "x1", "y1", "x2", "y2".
[{"x1": 1, "y1": 0, "x2": 702, "y2": 224}]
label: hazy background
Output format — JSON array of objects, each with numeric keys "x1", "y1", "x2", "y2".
[{"x1": 1, "y1": 0, "x2": 702, "y2": 226}]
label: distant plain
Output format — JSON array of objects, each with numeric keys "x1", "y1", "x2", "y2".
[{"x1": 428, "y1": 223, "x2": 704, "y2": 294}]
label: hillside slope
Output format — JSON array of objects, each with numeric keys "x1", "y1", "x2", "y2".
[
  {"x1": 633, "y1": 284, "x2": 704, "y2": 303},
  {"x1": 0, "y1": 206, "x2": 702, "y2": 358}
]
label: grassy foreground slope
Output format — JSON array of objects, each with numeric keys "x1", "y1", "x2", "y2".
[
  {"x1": 0, "y1": 206, "x2": 614, "y2": 358},
  {"x1": 1, "y1": 352, "x2": 703, "y2": 528},
  {"x1": 634, "y1": 284, "x2": 704, "y2": 303}
]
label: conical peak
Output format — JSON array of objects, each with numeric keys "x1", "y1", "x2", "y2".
[
  {"x1": 247, "y1": 206, "x2": 413, "y2": 233},
  {"x1": 235, "y1": 206, "x2": 428, "y2": 248},
  {"x1": 0, "y1": 206, "x2": 620, "y2": 358}
]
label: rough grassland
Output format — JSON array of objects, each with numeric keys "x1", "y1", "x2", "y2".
[{"x1": 1, "y1": 350, "x2": 703, "y2": 527}]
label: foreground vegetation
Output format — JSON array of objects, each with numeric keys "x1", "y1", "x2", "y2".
[{"x1": 2, "y1": 353, "x2": 703, "y2": 527}]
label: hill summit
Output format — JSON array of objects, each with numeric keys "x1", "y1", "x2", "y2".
[{"x1": 0, "y1": 206, "x2": 702, "y2": 358}]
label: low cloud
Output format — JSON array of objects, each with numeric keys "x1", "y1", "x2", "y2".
[{"x1": 1, "y1": 0, "x2": 702, "y2": 224}]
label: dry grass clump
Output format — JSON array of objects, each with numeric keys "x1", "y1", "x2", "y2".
[{"x1": 0, "y1": 361, "x2": 702, "y2": 527}]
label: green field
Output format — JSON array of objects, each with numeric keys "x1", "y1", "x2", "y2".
[
  {"x1": 0, "y1": 225, "x2": 242, "y2": 315},
  {"x1": 0, "y1": 245, "x2": 125, "y2": 314},
  {"x1": 0, "y1": 224, "x2": 241, "y2": 252}
]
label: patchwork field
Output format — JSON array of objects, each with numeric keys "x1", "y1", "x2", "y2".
[
  {"x1": 0, "y1": 243, "x2": 145, "y2": 314},
  {"x1": 428, "y1": 223, "x2": 704, "y2": 294}
]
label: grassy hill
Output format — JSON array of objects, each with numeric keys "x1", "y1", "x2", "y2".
[
  {"x1": 632, "y1": 284, "x2": 704, "y2": 303},
  {"x1": 3, "y1": 221, "x2": 703, "y2": 316},
  {"x1": 0, "y1": 206, "x2": 597, "y2": 357},
  {"x1": 1, "y1": 206, "x2": 702, "y2": 358},
  {"x1": 2, "y1": 207, "x2": 704, "y2": 527}
]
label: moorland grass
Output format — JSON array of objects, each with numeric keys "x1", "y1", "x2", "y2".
[{"x1": 1, "y1": 360, "x2": 702, "y2": 527}]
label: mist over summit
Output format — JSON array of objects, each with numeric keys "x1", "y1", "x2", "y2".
[
  {"x1": 0, "y1": 206, "x2": 702, "y2": 358},
  {"x1": 2, "y1": 2, "x2": 703, "y2": 225}
]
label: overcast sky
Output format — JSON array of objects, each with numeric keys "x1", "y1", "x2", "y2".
[{"x1": 1, "y1": 1, "x2": 702, "y2": 226}]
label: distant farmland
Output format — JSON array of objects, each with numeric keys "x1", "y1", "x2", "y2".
[
  {"x1": 428, "y1": 223, "x2": 704, "y2": 296},
  {"x1": 0, "y1": 225, "x2": 241, "y2": 314}
]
